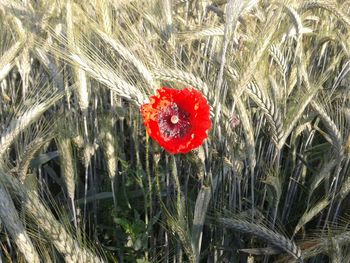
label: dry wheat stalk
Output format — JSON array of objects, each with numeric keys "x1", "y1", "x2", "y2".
[
  {"x1": 284, "y1": 5, "x2": 303, "y2": 38},
  {"x1": 0, "y1": 170, "x2": 105, "y2": 263},
  {"x1": 72, "y1": 134, "x2": 84, "y2": 149},
  {"x1": 0, "y1": 186, "x2": 40, "y2": 263}
]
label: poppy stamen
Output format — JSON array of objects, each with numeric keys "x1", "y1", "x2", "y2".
[{"x1": 171, "y1": 115, "x2": 179, "y2": 124}]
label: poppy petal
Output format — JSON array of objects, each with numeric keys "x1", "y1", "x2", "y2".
[{"x1": 141, "y1": 87, "x2": 211, "y2": 154}]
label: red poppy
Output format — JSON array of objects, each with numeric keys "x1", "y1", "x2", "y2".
[{"x1": 141, "y1": 87, "x2": 211, "y2": 154}]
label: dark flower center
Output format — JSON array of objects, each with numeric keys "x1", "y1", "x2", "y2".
[{"x1": 158, "y1": 103, "x2": 191, "y2": 139}]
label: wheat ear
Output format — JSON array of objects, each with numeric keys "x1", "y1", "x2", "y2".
[
  {"x1": 301, "y1": 231, "x2": 350, "y2": 261},
  {"x1": 217, "y1": 217, "x2": 302, "y2": 261},
  {"x1": 67, "y1": 0, "x2": 89, "y2": 114},
  {"x1": 299, "y1": 1, "x2": 350, "y2": 27},
  {"x1": 57, "y1": 136, "x2": 76, "y2": 207},
  {"x1": 236, "y1": 98, "x2": 256, "y2": 169},
  {"x1": 176, "y1": 26, "x2": 224, "y2": 39},
  {"x1": 69, "y1": 52, "x2": 147, "y2": 105},
  {"x1": 246, "y1": 80, "x2": 284, "y2": 145},
  {"x1": 17, "y1": 138, "x2": 46, "y2": 181},
  {"x1": 34, "y1": 46, "x2": 65, "y2": 90},
  {"x1": 100, "y1": 120, "x2": 117, "y2": 181},
  {"x1": 0, "y1": 89, "x2": 64, "y2": 159},
  {"x1": 152, "y1": 68, "x2": 210, "y2": 96},
  {"x1": 278, "y1": 89, "x2": 318, "y2": 149},
  {"x1": 311, "y1": 101, "x2": 343, "y2": 157},
  {"x1": 0, "y1": 41, "x2": 23, "y2": 81},
  {"x1": 269, "y1": 44, "x2": 288, "y2": 76},
  {"x1": 94, "y1": 27, "x2": 154, "y2": 87},
  {"x1": 293, "y1": 198, "x2": 329, "y2": 236}
]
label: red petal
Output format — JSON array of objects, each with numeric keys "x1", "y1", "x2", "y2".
[{"x1": 141, "y1": 87, "x2": 211, "y2": 154}]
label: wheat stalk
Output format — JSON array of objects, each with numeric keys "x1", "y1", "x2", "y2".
[
  {"x1": 284, "y1": 5, "x2": 303, "y2": 38},
  {"x1": 0, "y1": 185, "x2": 40, "y2": 263},
  {"x1": 57, "y1": 132, "x2": 78, "y2": 228},
  {"x1": 0, "y1": 170, "x2": 105, "y2": 263},
  {"x1": 224, "y1": 63, "x2": 284, "y2": 146},
  {"x1": 191, "y1": 186, "x2": 211, "y2": 263},
  {"x1": 16, "y1": 46, "x2": 31, "y2": 99},
  {"x1": 164, "y1": 201, "x2": 195, "y2": 263}
]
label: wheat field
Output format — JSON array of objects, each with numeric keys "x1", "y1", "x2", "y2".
[{"x1": 0, "y1": 0, "x2": 350, "y2": 262}]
